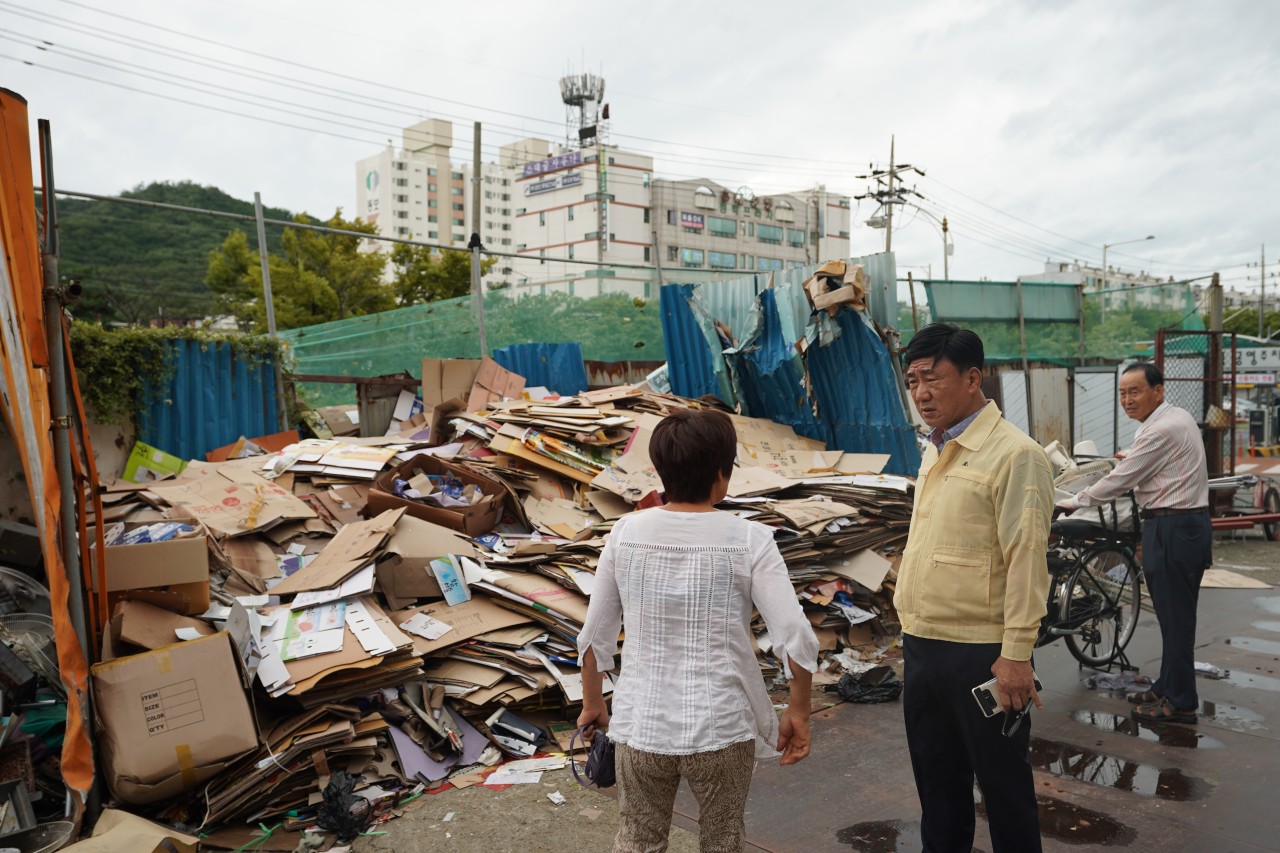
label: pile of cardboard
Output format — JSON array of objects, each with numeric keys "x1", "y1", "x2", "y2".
[{"x1": 83, "y1": 357, "x2": 914, "y2": 842}]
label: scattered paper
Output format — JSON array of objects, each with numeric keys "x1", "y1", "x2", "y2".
[
  {"x1": 547, "y1": 791, "x2": 566, "y2": 805},
  {"x1": 432, "y1": 555, "x2": 472, "y2": 605},
  {"x1": 400, "y1": 613, "x2": 454, "y2": 641},
  {"x1": 345, "y1": 599, "x2": 399, "y2": 656},
  {"x1": 280, "y1": 602, "x2": 346, "y2": 661}
]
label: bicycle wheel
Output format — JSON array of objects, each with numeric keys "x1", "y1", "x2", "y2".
[{"x1": 1060, "y1": 546, "x2": 1142, "y2": 668}]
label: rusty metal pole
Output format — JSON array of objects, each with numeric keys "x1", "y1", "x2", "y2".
[{"x1": 1207, "y1": 273, "x2": 1224, "y2": 477}]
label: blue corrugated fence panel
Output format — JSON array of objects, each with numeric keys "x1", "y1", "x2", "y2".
[
  {"x1": 808, "y1": 311, "x2": 921, "y2": 475},
  {"x1": 733, "y1": 289, "x2": 829, "y2": 445},
  {"x1": 492, "y1": 343, "x2": 589, "y2": 396},
  {"x1": 139, "y1": 340, "x2": 278, "y2": 461},
  {"x1": 661, "y1": 283, "x2": 721, "y2": 400}
]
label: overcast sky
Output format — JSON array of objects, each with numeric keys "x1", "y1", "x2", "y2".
[{"x1": 5, "y1": 0, "x2": 1277, "y2": 294}]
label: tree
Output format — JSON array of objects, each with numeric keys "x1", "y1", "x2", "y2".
[
  {"x1": 281, "y1": 211, "x2": 391, "y2": 320},
  {"x1": 205, "y1": 211, "x2": 393, "y2": 332},
  {"x1": 390, "y1": 244, "x2": 496, "y2": 304}
]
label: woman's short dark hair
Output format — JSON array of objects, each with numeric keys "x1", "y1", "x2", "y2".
[
  {"x1": 1122, "y1": 362, "x2": 1164, "y2": 388},
  {"x1": 902, "y1": 322, "x2": 984, "y2": 374},
  {"x1": 649, "y1": 409, "x2": 737, "y2": 504}
]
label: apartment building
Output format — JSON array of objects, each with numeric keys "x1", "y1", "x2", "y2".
[
  {"x1": 1021, "y1": 260, "x2": 1188, "y2": 312},
  {"x1": 354, "y1": 119, "x2": 515, "y2": 281}
]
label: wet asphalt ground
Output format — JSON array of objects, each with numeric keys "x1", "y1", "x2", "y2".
[{"x1": 356, "y1": 532, "x2": 1280, "y2": 852}]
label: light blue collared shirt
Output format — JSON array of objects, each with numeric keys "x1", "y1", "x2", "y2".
[{"x1": 929, "y1": 406, "x2": 985, "y2": 451}]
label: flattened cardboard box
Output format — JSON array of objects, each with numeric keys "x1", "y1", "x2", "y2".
[
  {"x1": 366, "y1": 455, "x2": 506, "y2": 537},
  {"x1": 92, "y1": 632, "x2": 258, "y2": 805}
]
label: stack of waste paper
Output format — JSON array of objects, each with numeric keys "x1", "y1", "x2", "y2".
[{"x1": 76, "y1": 356, "x2": 914, "y2": 845}]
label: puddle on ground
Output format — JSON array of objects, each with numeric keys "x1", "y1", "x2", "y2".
[
  {"x1": 1224, "y1": 669, "x2": 1280, "y2": 692},
  {"x1": 1226, "y1": 636, "x2": 1280, "y2": 656},
  {"x1": 1199, "y1": 697, "x2": 1268, "y2": 732},
  {"x1": 835, "y1": 819, "x2": 926, "y2": 851},
  {"x1": 1254, "y1": 597, "x2": 1280, "y2": 616},
  {"x1": 1072, "y1": 710, "x2": 1224, "y2": 748},
  {"x1": 975, "y1": 792, "x2": 1137, "y2": 846},
  {"x1": 1028, "y1": 737, "x2": 1212, "y2": 800},
  {"x1": 1252, "y1": 620, "x2": 1280, "y2": 634}
]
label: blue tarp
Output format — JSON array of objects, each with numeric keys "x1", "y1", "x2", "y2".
[
  {"x1": 661, "y1": 262, "x2": 921, "y2": 476},
  {"x1": 492, "y1": 342, "x2": 590, "y2": 396},
  {"x1": 139, "y1": 339, "x2": 279, "y2": 460}
]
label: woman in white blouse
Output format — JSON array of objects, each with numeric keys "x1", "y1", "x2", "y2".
[{"x1": 578, "y1": 408, "x2": 820, "y2": 853}]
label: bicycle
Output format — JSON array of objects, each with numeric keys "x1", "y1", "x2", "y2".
[{"x1": 1035, "y1": 499, "x2": 1144, "y2": 669}]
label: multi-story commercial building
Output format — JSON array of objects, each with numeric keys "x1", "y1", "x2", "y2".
[
  {"x1": 649, "y1": 180, "x2": 851, "y2": 279},
  {"x1": 354, "y1": 119, "x2": 515, "y2": 282},
  {"x1": 505, "y1": 140, "x2": 654, "y2": 298}
]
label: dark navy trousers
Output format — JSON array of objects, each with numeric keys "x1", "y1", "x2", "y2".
[
  {"x1": 1142, "y1": 510, "x2": 1213, "y2": 710},
  {"x1": 903, "y1": 635, "x2": 1042, "y2": 853}
]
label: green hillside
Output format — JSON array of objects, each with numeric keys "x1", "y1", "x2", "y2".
[{"x1": 42, "y1": 181, "x2": 293, "y2": 326}]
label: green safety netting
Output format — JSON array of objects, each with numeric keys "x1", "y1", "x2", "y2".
[
  {"x1": 904, "y1": 280, "x2": 1203, "y2": 363},
  {"x1": 279, "y1": 289, "x2": 668, "y2": 406}
]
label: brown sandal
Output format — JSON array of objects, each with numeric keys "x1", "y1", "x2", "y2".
[
  {"x1": 1132, "y1": 697, "x2": 1197, "y2": 724},
  {"x1": 1126, "y1": 689, "x2": 1160, "y2": 705}
]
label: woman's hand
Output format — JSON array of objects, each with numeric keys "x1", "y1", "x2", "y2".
[
  {"x1": 776, "y1": 708, "x2": 811, "y2": 765},
  {"x1": 576, "y1": 703, "x2": 611, "y2": 743}
]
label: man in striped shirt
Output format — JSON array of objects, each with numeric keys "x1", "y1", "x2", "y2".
[{"x1": 1058, "y1": 362, "x2": 1211, "y2": 724}]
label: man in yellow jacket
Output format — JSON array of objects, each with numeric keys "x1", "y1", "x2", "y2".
[{"x1": 895, "y1": 323, "x2": 1052, "y2": 853}]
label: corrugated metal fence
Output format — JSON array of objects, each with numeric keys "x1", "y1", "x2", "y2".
[
  {"x1": 660, "y1": 256, "x2": 921, "y2": 476},
  {"x1": 138, "y1": 338, "x2": 280, "y2": 460}
]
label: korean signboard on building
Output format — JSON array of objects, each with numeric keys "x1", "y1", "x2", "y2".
[
  {"x1": 524, "y1": 172, "x2": 583, "y2": 196},
  {"x1": 522, "y1": 150, "x2": 583, "y2": 178},
  {"x1": 1235, "y1": 347, "x2": 1280, "y2": 371},
  {"x1": 680, "y1": 212, "x2": 705, "y2": 230}
]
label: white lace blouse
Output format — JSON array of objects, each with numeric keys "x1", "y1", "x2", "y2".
[{"x1": 578, "y1": 508, "x2": 819, "y2": 757}]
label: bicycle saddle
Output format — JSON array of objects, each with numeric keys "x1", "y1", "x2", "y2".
[{"x1": 1051, "y1": 518, "x2": 1110, "y2": 539}]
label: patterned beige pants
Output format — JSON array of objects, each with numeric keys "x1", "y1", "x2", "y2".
[{"x1": 613, "y1": 739, "x2": 756, "y2": 853}]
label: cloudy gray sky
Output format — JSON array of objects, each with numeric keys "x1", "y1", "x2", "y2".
[{"x1": 4, "y1": 0, "x2": 1277, "y2": 294}]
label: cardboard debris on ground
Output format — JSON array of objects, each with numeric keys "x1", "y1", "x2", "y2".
[{"x1": 78, "y1": 365, "x2": 916, "y2": 845}]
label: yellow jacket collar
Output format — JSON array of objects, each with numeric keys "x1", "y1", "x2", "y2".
[{"x1": 952, "y1": 400, "x2": 1003, "y2": 452}]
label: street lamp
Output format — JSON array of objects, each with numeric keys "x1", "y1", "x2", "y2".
[
  {"x1": 1101, "y1": 235, "x2": 1154, "y2": 319},
  {"x1": 904, "y1": 205, "x2": 953, "y2": 280}
]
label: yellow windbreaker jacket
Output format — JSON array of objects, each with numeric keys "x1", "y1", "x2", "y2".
[{"x1": 893, "y1": 401, "x2": 1053, "y2": 661}]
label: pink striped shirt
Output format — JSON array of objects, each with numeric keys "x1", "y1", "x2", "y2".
[{"x1": 1076, "y1": 402, "x2": 1209, "y2": 510}]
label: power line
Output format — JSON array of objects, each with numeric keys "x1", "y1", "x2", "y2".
[{"x1": 27, "y1": 0, "x2": 876, "y2": 170}]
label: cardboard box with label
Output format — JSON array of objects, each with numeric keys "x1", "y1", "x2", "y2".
[
  {"x1": 92, "y1": 632, "x2": 258, "y2": 805},
  {"x1": 366, "y1": 455, "x2": 506, "y2": 537},
  {"x1": 92, "y1": 522, "x2": 210, "y2": 616},
  {"x1": 121, "y1": 441, "x2": 188, "y2": 484},
  {"x1": 375, "y1": 515, "x2": 478, "y2": 609}
]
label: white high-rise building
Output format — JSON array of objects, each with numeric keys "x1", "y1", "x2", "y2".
[{"x1": 355, "y1": 119, "x2": 516, "y2": 284}]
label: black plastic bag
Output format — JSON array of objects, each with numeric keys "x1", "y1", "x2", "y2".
[
  {"x1": 314, "y1": 770, "x2": 372, "y2": 842},
  {"x1": 829, "y1": 665, "x2": 903, "y2": 704}
]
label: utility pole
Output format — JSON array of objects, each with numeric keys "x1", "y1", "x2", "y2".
[
  {"x1": 942, "y1": 215, "x2": 950, "y2": 280},
  {"x1": 470, "y1": 121, "x2": 487, "y2": 356},
  {"x1": 884, "y1": 136, "x2": 895, "y2": 254},
  {"x1": 854, "y1": 136, "x2": 925, "y2": 257},
  {"x1": 1261, "y1": 243, "x2": 1266, "y2": 339}
]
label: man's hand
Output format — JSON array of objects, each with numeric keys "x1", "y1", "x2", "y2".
[
  {"x1": 776, "y1": 708, "x2": 811, "y2": 766},
  {"x1": 1055, "y1": 495, "x2": 1079, "y2": 512},
  {"x1": 576, "y1": 703, "x2": 610, "y2": 743},
  {"x1": 991, "y1": 656, "x2": 1043, "y2": 713}
]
